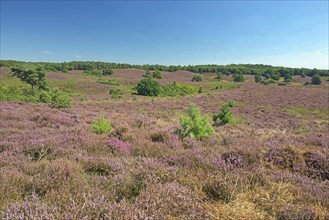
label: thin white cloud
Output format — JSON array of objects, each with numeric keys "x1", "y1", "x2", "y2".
[
  {"x1": 74, "y1": 54, "x2": 81, "y2": 58},
  {"x1": 41, "y1": 50, "x2": 52, "y2": 55}
]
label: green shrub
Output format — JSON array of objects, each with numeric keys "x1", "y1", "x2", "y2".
[
  {"x1": 84, "y1": 69, "x2": 102, "y2": 76},
  {"x1": 261, "y1": 79, "x2": 276, "y2": 85},
  {"x1": 213, "y1": 101, "x2": 236, "y2": 125},
  {"x1": 49, "y1": 89, "x2": 72, "y2": 109},
  {"x1": 136, "y1": 78, "x2": 160, "y2": 96},
  {"x1": 301, "y1": 73, "x2": 306, "y2": 78},
  {"x1": 254, "y1": 75, "x2": 262, "y2": 83},
  {"x1": 215, "y1": 72, "x2": 222, "y2": 80},
  {"x1": 0, "y1": 85, "x2": 6, "y2": 101},
  {"x1": 152, "y1": 70, "x2": 163, "y2": 79},
  {"x1": 160, "y1": 82, "x2": 197, "y2": 96},
  {"x1": 109, "y1": 88, "x2": 123, "y2": 98},
  {"x1": 39, "y1": 91, "x2": 51, "y2": 103},
  {"x1": 177, "y1": 104, "x2": 214, "y2": 139},
  {"x1": 191, "y1": 75, "x2": 202, "y2": 82},
  {"x1": 97, "y1": 79, "x2": 120, "y2": 86},
  {"x1": 198, "y1": 87, "x2": 203, "y2": 93},
  {"x1": 311, "y1": 75, "x2": 321, "y2": 85},
  {"x1": 270, "y1": 72, "x2": 280, "y2": 81},
  {"x1": 92, "y1": 115, "x2": 112, "y2": 134},
  {"x1": 284, "y1": 74, "x2": 292, "y2": 82},
  {"x1": 102, "y1": 69, "x2": 113, "y2": 75},
  {"x1": 232, "y1": 74, "x2": 245, "y2": 82}
]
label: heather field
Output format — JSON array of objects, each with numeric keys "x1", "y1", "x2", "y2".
[{"x1": 0, "y1": 67, "x2": 329, "y2": 219}]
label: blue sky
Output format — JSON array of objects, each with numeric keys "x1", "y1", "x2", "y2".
[{"x1": 1, "y1": 1, "x2": 328, "y2": 69}]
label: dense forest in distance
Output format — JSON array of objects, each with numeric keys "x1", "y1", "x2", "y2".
[{"x1": 1, "y1": 60, "x2": 328, "y2": 77}]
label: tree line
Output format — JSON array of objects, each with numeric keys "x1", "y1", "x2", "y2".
[{"x1": 0, "y1": 60, "x2": 328, "y2": 77}]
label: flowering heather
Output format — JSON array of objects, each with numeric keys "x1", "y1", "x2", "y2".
[
  {"x1": 107, "y1": 138, "x2": 131, "y2": 153},
  {"x1": 1, "y1": 69, "x2": 329, "y2": 218}
]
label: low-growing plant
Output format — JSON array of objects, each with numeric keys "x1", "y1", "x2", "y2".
[
  {"x1": 102, "y1": 69, "x2": 113, "y2": 75},
  {"x1": 160, "y1": 82, "x2": 197, "y2": 96},
  {"x1": 39, "y1": 91, "x2": 52, "y2": 103},
  {"x1": 152, "y1": 70, "x2": 163, "y2": 79},
  {"x1": 311, "y1": 75, "x2": 321, "y2": 85},
  {"x1": 284, "y1": 74, "x2": 292, "y2": 82},
  {"x1": 255, "y1": 75, "x2": 262, "y2": 83},
  {"x1": 233, "y1": 73, "x2": 245, "y2": 82},
  {"x1": 213, "y1": 101, "x2": 237, "y2": 125},
  {"x1": 97, "y1": 78, "x2": 120, "y2": 86},
  {"x1": 191, "y1": 75, "x2": 202, "y2": 82},
  {"x1": 176, "y1": 104, "x2": 214, "y2": 139},
  {"x1": 109, "y1": 88, "x2": 123, "y2": 95},
  {"x1": 215, "y1": 72, "x2": 222, "y2": 80},
  {"x1": 92, "y1": 115, "x2": 112, "y2": 134},
  {"x1": 49, "y1": 89, "x2": 72, "y2": 109}
]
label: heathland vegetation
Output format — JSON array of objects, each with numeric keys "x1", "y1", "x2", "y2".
[{"x1": 0, "y1": 60, "x2": 328, "y2": 219}]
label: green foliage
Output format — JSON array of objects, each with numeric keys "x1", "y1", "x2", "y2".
[
  {"x1": 191, "y1": 75, "x2": 202, "y2": 82},
  {"x1": 264, "y1": 73, "x2": 271, "y2": 79},
  {"x1": 177, "y1": 104, "x2": 214, "y2": 139},
  {"x1": 39, "y1": 91, "x2": 52, "y2": 103},
  {"x1": 109, "y1": 88, "x2": 123, "y2": 98},
  {"x1": 255, "y1": 75, "x2": 262, "y2": 83},
  {"x1": 215, "y1": 72, "x2": 222, "y2": 80},
  {"x1": 261, "y1": 79, "x2": 276, "y2": 85},
  {"x1": 92, "y1": 115, "x2": 112, "y2": 134},
  {"x1": 270, "y1": 72, "x2": 280, "y2": 81},
  {"x1": 232, "y1": 74, "x2": 245, "y2": 82},
  {"x1": 301, "y1": 73, "x2": 306, "y2": 78},
  {"x1": 84, "y1": 69, "x2": 102, "y2": 76},
  {"x1": 11, "y1": 65, "x2": 48, "y2": 92},
  {"x1": 160, "y1": 82, "x2": 197, "y2": 96},
  {"x1": 49, "y1": 89, "x2": 72, "y2": 109},
  {"x1": 152, "y1": 70, "x2": 163, "y2": 79},
  {"x1": 198, "y1": 87, "x2": 203, "y2": 93},
  {"x1": 284, "y1": 74, "x2": 292, "y2": 83},
  {"x1": 136, "y1": 78, "x2": 160, "y2": 96},
  {"x1": 213, "y1": 101, "x2": 237, "y2": 125},
  {"x1": 0, "y1": 86, "x2": 6, "y2": 101},
  {"x1": 102, "y1": 69, "x2": 113, "y2": 75},
  {"x1": 97, "y1": 79, "x2": 120, "y2": 86},
  {"x1": 311, "y1": 75, "x2": 321, "y2": 85}
]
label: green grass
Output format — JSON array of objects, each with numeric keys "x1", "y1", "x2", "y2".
[{"x1": 286, "y1": 106, "x2": 329, "y2": 120}]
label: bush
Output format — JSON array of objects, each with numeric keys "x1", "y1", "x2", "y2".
[
  {"x1": 0, "y1": 86, "x2": 6, "y2": 101},
  {"x1": 136, "y1": 78, "x2": 160, "y2": 96},
  {"x1": 213, "y1": 101, "x2": 236, "y2": 125},
  {"x1": 270, "y1": 72, "x2": 280, "y2": 81},
  {"x1": 301, "y1": 73, "x2": 306, "y2": 78},
  {"x1": 232, "y1": 74, "x2": 245, "y2": 82},
  {"x1": 102, "y1": 69, "x2": 113, "y2": 75},
  {"x1": 311, "y1": 75, "x2": 321, "y2": 85},
  {"x1": 215, "y1": 72, "x2": 222, "y2": 80},
  {"x1": 97, "y1": 79, "x2": 120, "y2": 86},
  {"x1": 39, "y1": 91, "x2": 51, "y2": 103},
  {"x1": 92, "y1": 115, "x2": 112, "y2": 134},
  {"x1": 160, "y1": 82, "x2": 197, "y2": 96},
  {"x1": 152, "y1": 70, "x2": 163, "y2": 79},
  {"x1": 254, "y1": 75, "x2": 262, "y2": 83},
  {"x1": 177, "y1": 104, "x2": 214, "y2": 139},
  {"x1": 191, "y1": 75, "x2": 202, "y2": 82},
  {"x1": 284, "y1": 74, "x2": 292, "y2": 82},
  {"x1": 49, "y1": 89, "x2": 72, "y2": 109}
]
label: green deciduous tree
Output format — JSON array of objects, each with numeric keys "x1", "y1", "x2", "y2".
[{"x1": 11, "y1": 65, "x2": 48, "y2": 92}]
